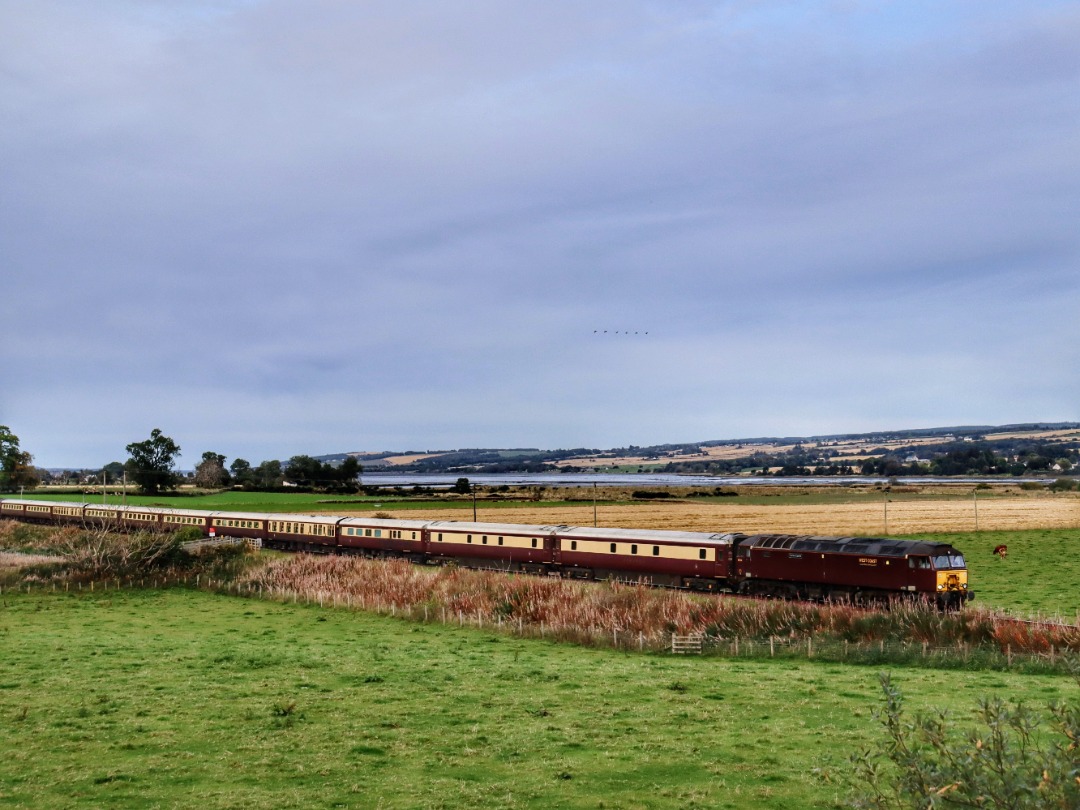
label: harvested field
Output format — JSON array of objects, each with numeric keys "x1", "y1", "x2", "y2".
[
  {"x1": 375, "y1": 495, "x2": 1080, "y2": 536},
  {"x1": 0, "y1": 551, "x2": 58, "y2": 570}
]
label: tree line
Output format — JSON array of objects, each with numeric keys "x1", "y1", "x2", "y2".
[{"x1": 0, "y1": 426, "x2": 362, "y2": 495}]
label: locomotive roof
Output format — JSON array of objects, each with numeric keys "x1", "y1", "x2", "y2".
[{"x1": 742, "y1": 534, "x2": 956, "y2": 556}]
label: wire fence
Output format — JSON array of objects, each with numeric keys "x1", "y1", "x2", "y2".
[{"x1": 691, "y1": 634, "x2": 1072, "y2": 672}]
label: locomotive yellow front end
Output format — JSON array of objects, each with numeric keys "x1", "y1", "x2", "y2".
[{"x1": 933, "y1": 549, "x2": 973, "y2": 609}]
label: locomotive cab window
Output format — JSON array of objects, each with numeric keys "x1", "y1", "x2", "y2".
[
  {"x1": 932, "y1": 554, "x2": 965, "y2": 570},
  {"x1": 910, "y1": 557, "x2": 932, "y2": 570}
]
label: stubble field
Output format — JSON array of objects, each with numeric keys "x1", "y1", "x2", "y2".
[{"x1": 374, "y1": 493, "x2": 1080, "y2": 536}]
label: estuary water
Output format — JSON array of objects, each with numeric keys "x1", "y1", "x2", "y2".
[{"x1": 360, "y1": 472, "x2": 1053, "y2": 489}]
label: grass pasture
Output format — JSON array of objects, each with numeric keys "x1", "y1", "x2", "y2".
[
  {"x1": 0, "y1": 589, "x2": 1075, "y2": 810},
  {"x1": 909, "y1": 528, "x2": 1080, "y2": 619}
]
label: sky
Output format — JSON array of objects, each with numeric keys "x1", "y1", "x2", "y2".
[{"x1": 2, "y1": 1, "x2": 1078, "y2": 469}]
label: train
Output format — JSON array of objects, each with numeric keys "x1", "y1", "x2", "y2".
[{"x1": 0, "y1": 498, "x2": 973, "y2": 608}]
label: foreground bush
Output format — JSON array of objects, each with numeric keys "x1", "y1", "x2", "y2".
[{"x1": 850, "y1": 672, "x2": 1079, "y2": 809}]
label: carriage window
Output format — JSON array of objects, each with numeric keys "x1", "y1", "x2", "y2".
[
  {"x1": 653, "y1": 546, "x2": 660, "y2": 556},
  {"x1": 531, "y1": 538, "x2": 538, "y2": 548},
  {"x1": 467, "y1": 535, "x2": 472, "y2": 543},
  {"x1": 571, "y1": 541, "x2": 577, "y2": 550},
  {"x1": 610, "y1": 543, "x2": 617, "y2": 553},
  {"x1": 631, "y1": 545, "x2": 638, "y2": 555},
  {"x1": 699, "y1": 549, "x2": 707, "y2": 560},
  {"x1": 437, "y1": 533, "x2": 443, "y2": 542},
  {"x1": 482, "y1": 536, "x2": 488, "y2": 544}
]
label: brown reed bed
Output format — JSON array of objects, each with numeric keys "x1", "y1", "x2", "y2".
[{"x1": 235, "y1": 555, "x2": 1080, "y2": 659}]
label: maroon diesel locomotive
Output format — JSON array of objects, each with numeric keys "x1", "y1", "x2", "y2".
[{"x1": 0, "y1": 499, "x2": 972, "y2": 607}]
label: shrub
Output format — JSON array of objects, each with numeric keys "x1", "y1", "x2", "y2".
[{"x1": 850, "y1": 671, "x2": 1080, "y2": 809}]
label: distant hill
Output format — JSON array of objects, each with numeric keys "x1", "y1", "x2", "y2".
[{"x1": 316, "y1": 423, "x2": 1080, "y2": 477}]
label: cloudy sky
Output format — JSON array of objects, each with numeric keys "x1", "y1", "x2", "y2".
[{"x1": 2, "y1": 1, "x2": 1078, "y2": 468}]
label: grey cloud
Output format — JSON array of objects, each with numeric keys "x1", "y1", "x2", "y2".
[{"x1": 2, "y1": 1, "x2": 1077, "y2": 465}]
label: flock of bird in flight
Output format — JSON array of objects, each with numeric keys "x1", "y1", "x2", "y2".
[{"x1": 593, "y1": 330, "x2": 649, "y2": 335}]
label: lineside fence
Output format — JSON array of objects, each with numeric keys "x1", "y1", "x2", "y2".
[
  {"x1": 180, "y1": 537, "x2": 262, "y2": 552},
  {"x1": 692, "y1": 633, "x2": 1075, "y2": 672},
  {"x1": 3, "y1": 577, "x2": 1076, "y2": 674}
]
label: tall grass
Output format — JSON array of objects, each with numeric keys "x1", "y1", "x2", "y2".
[{"x1": 236, "y1": 555, "x2": 1080, "y2": 658}]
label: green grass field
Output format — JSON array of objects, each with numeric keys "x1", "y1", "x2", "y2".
[
  {"x1": 907, "y1": 528, "x2": 1079, "y2": 618},
  {"x1": 0, "y1": 589, "x2": 1074, "y2": 810}
]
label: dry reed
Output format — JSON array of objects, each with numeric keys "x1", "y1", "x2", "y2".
[{"x1": 236, "y1": 556, "x2": 1080, "y2": 655}]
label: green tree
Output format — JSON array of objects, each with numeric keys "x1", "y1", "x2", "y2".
[
  {"x1": 284, "y1": 455, "x2": 322, "y2": 487},
  {"x1": 851, "y1": 672, "x2": 1079, "y2": 809},
  {"x1": 283, "y1": 455, "x2": 360, "y2": 492},
  {"x1": 253, "y1": 459, "x2": 283, "y2": 489},
  {"x1": 229, "y1": 458, "x2": 254, "y2": 487},
  {"x1": 0, "y1": 425, "x2": 38, "y2": 493},
  {"x1": 125, "y1": 429, "x2": 181, "y2": 495},
  {"x1": 102, "y1": 461, "x2": 125, "y2": 482}
]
